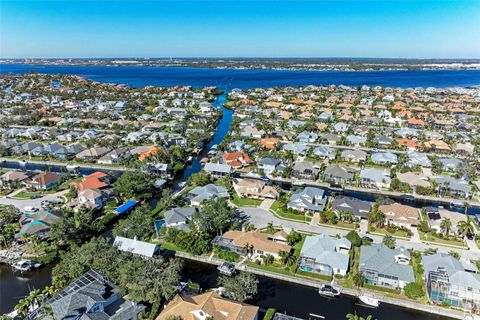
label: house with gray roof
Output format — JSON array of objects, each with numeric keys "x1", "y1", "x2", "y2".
[
  {"x1": 438, "y1": 158, "x2": 463, "y2": 171},
  {"x1": 42, "y1": 269, "x2": 145, "y2": 320},
  {"x1": 346, "y1": 135, "x2": 367, "y2": 146},
  {"x1": 282, "y1": 143, "x2": 309, "y2": 155},
  {"x1": 258, "y1": 157, "x2": 284, "y2": 175},
  {"x1": 298, "y1": 234, "x2": 351, "y2": 276},
  {"x1": 287, "y1": 187, "x2": 327, "y2": 213},
  {"x1": 434, "y1": 176, "x2": 472, "y2": 199},
  {"x1": 407, "y1": 152, "x2": 432, "y2": 168},
  {"x1": 204, "y1": 163, "x2": 232, "y2": 177},
  {"x1": 359, "y1": 243, "x2": 414, "y2": 289},
  {"x1": 332, "y1": 196, "x2": 372, "y2": 219},
  {"x1": 312, "y1": 146, "x2": 336, "y2": 160},
  {"x1": 323, "y1": 164, "x2": 356, "y2": 184},
  {"x1": 360, "y1": 168, "x2": 391, "y2": 189},
  {"x1": 422, "y1": 253, "x2": 480, "y2": 310},
  {"x1": 371, "y1": 152, "x2": 398, "y2": 165},
  {"x1": 333, "y1": 122, "x2": 349, "y2": 133},
  {"x1": 164, "y1": 207, "x2": 199, "y2": 231},
  {"x1": 292, "y1": 161, "x2": 320, "y2": 180},
  {"x1": 187, "y1": 184, "x2": 229, "y2": 206},
  {"x1": 297, "y1": 131, "x2": 318, "y2": 143},
  {"x1": 341, "y1": 149, "x2": 367, "y2": 163}
]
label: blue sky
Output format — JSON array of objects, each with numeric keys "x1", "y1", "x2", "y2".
[{"x1": 1, "y1": 0, "x2": 479, "y2": 58}]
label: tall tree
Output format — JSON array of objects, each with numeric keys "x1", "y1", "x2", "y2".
[
  {"x1": 219, "y1": 272, "x2": 258, "y2": 302},
  {"x1": 113, "y1": 170, "x2": 154, "y2": 200}
]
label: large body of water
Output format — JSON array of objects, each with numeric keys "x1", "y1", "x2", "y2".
[{"x1": 1, "y1": 64, "x2": 479, "y2": 318}]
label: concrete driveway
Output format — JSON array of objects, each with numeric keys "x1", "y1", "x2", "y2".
[{"x1": 0, "y1": 190, "x2": 68, "y2": 211}]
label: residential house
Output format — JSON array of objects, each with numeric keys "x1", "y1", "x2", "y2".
[
  {"x1": 297, "y1": 131, "x2": 318, "y2": 143},
  {"x1": 282, "y1": 143, "x2": 309, "y2": 155},
  {"x1": 320, "y1": 133, "x2": 340, "y2": 145},
  {"x1": 292, "y1": 161, "x2": 320, "y2": 180},
  {"x1": 187, "y1": 184, "x2": 230, "y2": 206},
  {"x1": 97, "y1": 148, "x2": 132, "y2": 165},
  {"x1": 379, "y1": 203, "x2": 419, "y2": 229},
  {"x1": 77, "y1": 188, "x2": 105, "y2": 209},
  {"x1": 164, "y1": 207, "x2": 199, "y2": 231},
  {"x1": 439, "y1": 158, "x2": 463, "y2": 172},
  {"x1": 434, "y1": 176, "x2": 472, "y2": 199},
  {"x1": 44, "y1": 270, "x2": 145, "y2": 320},
  {"x1": 359, "y1": 243, "x2": 415, "y2": 289},
  {"x1": 76, "y1": 147, "x2": 111, "y2": 161},
  {"x1": 233, "y1": 178, "x2": 278, "y2": 199},
  {"x1": 223, "y1": 152, "x2": 254, "y2": 169},
  {"x1": 0, "y1": 171, "x2": 28, "y2": 189},
  {"x1": 371, "y1": 152, "x2": 398, "y2": 165},
  {"x1": 396, "y1": 172, "x2": 430, "y2": 190},
  {"x1": 298, "y1": 234, "x2": 351, "y2": 276},
  {"x1": 114, "y1": 235, "x2": 160, "y2": 258},
  {"x1": 260, "y1": 137, "x2": 280, "y2": 150},
  {"x1": 71, "y1": 171, "x2": 110, "y2": 191},
  {"x1": 287, "y1": 187, "x2": 327, "y2": 213},
  {"x1": 359, "y1": 168, "x2": 391, "y2": 189},
  {"x1": 424, "y1": 207, "x2": 467, "y2": 235},
  {"x1": 16, "y1": 208, "x2": 63, "y2": 240},
  {"x1": 407, "y1": 152, "x2": 432, "y2": 168},
  {"x1": 341, "y1": 149, "x2": 367, "y2": 163},
  {"x1": 157, "y1": 291, "x2": 259, "y2": 320},
  {"x1": 423, "y1": 253, "x2": 480, "y2": 310},
  {"x1": 332, "y1": 196, "x2": 372, "y2": 220},
  {"x1": 212, "y1": 230, "x2": 292, "y2": 259},
  {"x1": 204, "y1": 163, "x2": 232, "y2": 177},
  {"x1": 23, "y1": 172, "x2": 61, "y2": 190},
  {"x1": 258, "y1": 157, "x2": 283, "y2": 175},
  {"x1": 312, "y1": 146, "x2": 336, "y2": 160},
  {"x1": 323, "y1": 165, "x2": 356, "y2": 184}
]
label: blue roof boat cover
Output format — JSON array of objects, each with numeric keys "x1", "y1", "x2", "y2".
[{"x1": 115, "y1": 200, "x2": 138, "y2": 215}]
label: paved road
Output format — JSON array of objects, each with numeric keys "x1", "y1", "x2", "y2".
[
  {"x1": 238, "y1": 206, "x2": 480, "y2": 260},
  {"x1": 0, "y1": 190, "x2": 68, "y2": 210}
]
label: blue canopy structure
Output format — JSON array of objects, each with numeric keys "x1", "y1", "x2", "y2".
[{"x1": 114, "y1": 200, "x2": 138, "y2": 215}]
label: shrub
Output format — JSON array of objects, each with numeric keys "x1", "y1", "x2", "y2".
[
  {"x1": 405, "y1": 282, "x2": 425, "y2": 299},
  {"x1": 263, "y1": 308, "x2": 276, "y2": 320}
]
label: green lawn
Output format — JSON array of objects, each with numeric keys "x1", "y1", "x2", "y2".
[
  {"x1": 270, "y1": 201, "x2": 312, "y2": 223},
  {"x1": 364, "y1": 283, "x2": 401, "y2": 295},
  {"x1": 296, "y1": 269, "x2": 333, "y2": 282},
  {"x1": 319, "y1": 221, "x2": 355, "y2": 230},
  {"x1": 231, "y1": 193, "x2": 262, "y2": 207},
  {"x1": 368, "y1": 225, "x2": 411, "y2": 239},
  {"x1": 419, "y1": 231, "x2": 466, "y2": 248}
]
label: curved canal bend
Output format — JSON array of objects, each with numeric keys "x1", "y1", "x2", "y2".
[{"x1": 2, "y1": 65, "x2": 477, "y2": 318}]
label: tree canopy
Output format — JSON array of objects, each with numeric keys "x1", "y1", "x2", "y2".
[
  {"x1": 113, "y1": 205, "x2": 154, "y2": 240},
  {"x1": 113, "y1": 170, "x2": 154, "y2": 200},
  {"x1": 219, "y1": 272, "x2": 258, "y2": 302},
  {"x1": 193, "y1": 198, "x2": 236, "y2": 236}
]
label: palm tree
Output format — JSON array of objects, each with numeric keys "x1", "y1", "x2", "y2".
[
  {"x1": 352, "y1": 272, "x2": 365, "y2": 288},
  {"x1": 440, "y1": 218, "x2": 452, "y2": 236},
  {"x1": 346, "y1": 312, "x2": 373, "y2": 320},
  {"x1": 457, "y1": 219, "x2": 474, "y2": 238},
  {"x1": 243, "y1": 243, "x2": 254, "y2": 256},
  {"x1": 279, "y1": 250, "x2": 296, "y2": 267}
]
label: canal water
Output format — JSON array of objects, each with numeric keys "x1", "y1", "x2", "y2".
[{"x1": 1, "y1": 65, "x2": 479, "y2": 317}]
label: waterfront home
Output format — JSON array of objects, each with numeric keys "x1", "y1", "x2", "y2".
[
  {"x1": 233, "y1": 178, "x2": 278, "y2": 200},
  {"x1": 157, "y1": 291, "x2": 259, "y2": 320},
  {"x1": 341, "y1": 149, "x2": 367, "y2": 163},
  {"x1": 424, "y1": 207, "x2": 467, "y2": 235},
  {"x1": 16, "y1": 208, "x2": 63, "y2": 240},
  {"x1": 379, "y1": 203, "x2": 419, "y2": 229},
  {"x1": 359, "y1": 243, "x2": 414, "y2": 289},
  {"x1": 204, "y1": 163, "x2": 233, "y2": 177},
  {"x1": 187, "y1": 184, "x2": 230, "y2": 206},
  {"x1": 424, "y1": 140, "x2": 451, "y2": 154},
  {"x1": 323, "y1": 164, "x2": 356, "y2": 184},
  {"x1": 97, "y1": 147, "x2": 132, "y2": 164},
  {"x1": 439, "y1": 158, "x2": 463, "y2": 171},
  {"x1": 114, "y1": 235, "x2": 160, "y2": 258},
  {"x1": 258, "y1": 157, "x2": 284, "y2": 175},
  {"x1": 164, "y1": 207, "x2": 199, "y2": 231},
  {"x1": 297, "y1": 131, "x2": 318, "y2": 143},
  {"x1": 422, "y1": 253, "x2": 480, "y2": 310},
  {"x1": 0, "y1": 171, "x2": 28, "y2": 189},
  {"x1": 298, "y1": 234, "x2": 351, "y2": 276},
  {"x1": 312, "y1": 146, "x2": 336, "y2": 160},
  {"x1": 212, "y1": 230, "x2": 292, "y2": 260},
  {"x1": 76, "y1": 146, "x2": 111, "y2": 161},
  {"x1": 434, "y1": 176, "x2": 472, "y2": 199},
  {"x1": 23, "y1": 172, "x2": 61, "y2": 190},
  {"x1": 371, "y1": 152, "x2": 398, "y2": 165},
  {"x1": 332, "y1": 196, "x2": 372, "y2": 220},
  {"x1": 287, "y1": 187, "x2": 327, "y2": 213},
  {"x1": 44, "y1": 269, "x2": 145, "y2": 320},
  {"x1": 71, "y1": 171, "x2": 110, "y2": 191},
  {"x1": 346, "y1": 135, "x2": 367, "y2": 146},
  {"x1": 396, "y1": 172, "x2": 430, "y2": 190},
  {"x1": 73, "y1": 188, "x2": 105, "y2": 210},
  {"x1": 455, "y1": 142, "x2": 475, "y2": 156},
  {"x1": 223, "y1": 152, "x2": 254, "y2": 169},
  {"x1": 292, "y1": 160, "x2": 320, "y2": 180},
  {"x1": 359, "y1": 168, "x2": 391, "y2": 189}
]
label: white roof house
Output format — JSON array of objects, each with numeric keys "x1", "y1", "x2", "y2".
[{"x1": 113, "y1": 235, "x2": 159, "y2": 258}]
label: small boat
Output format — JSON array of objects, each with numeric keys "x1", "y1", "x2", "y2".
[
  {"x1": 66, "y1": 164, "x2": 80, "y2": 171},
  {"x1": 12, "y1": 260, "x2": 42, "y2": 272},
  {"x1": 318, "y1": 284, "x2": 341, "y2": 297},
  {"x1": 292, "y1": 181, "x2": 305, "y2": 186},
  {"x1": 217, "y1": 262, "x2": 236, "y2": 276},
  {"x1": 358, "y1": 295, "x2": 380, "y2": 308},
  {"x1": 172, "y1": 282, "x2": 187, "y2": 292}
]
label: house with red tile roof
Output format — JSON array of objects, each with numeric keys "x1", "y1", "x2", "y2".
[
  {"x1": 24, "y1": 172, "x2": 61, "y2": 190},
  {"x1": 71, "y1": 171, "x2": 110, "y2": 191},
  {"x1": 223, "y1": 152, "x2": 254, "y2": 169}
]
